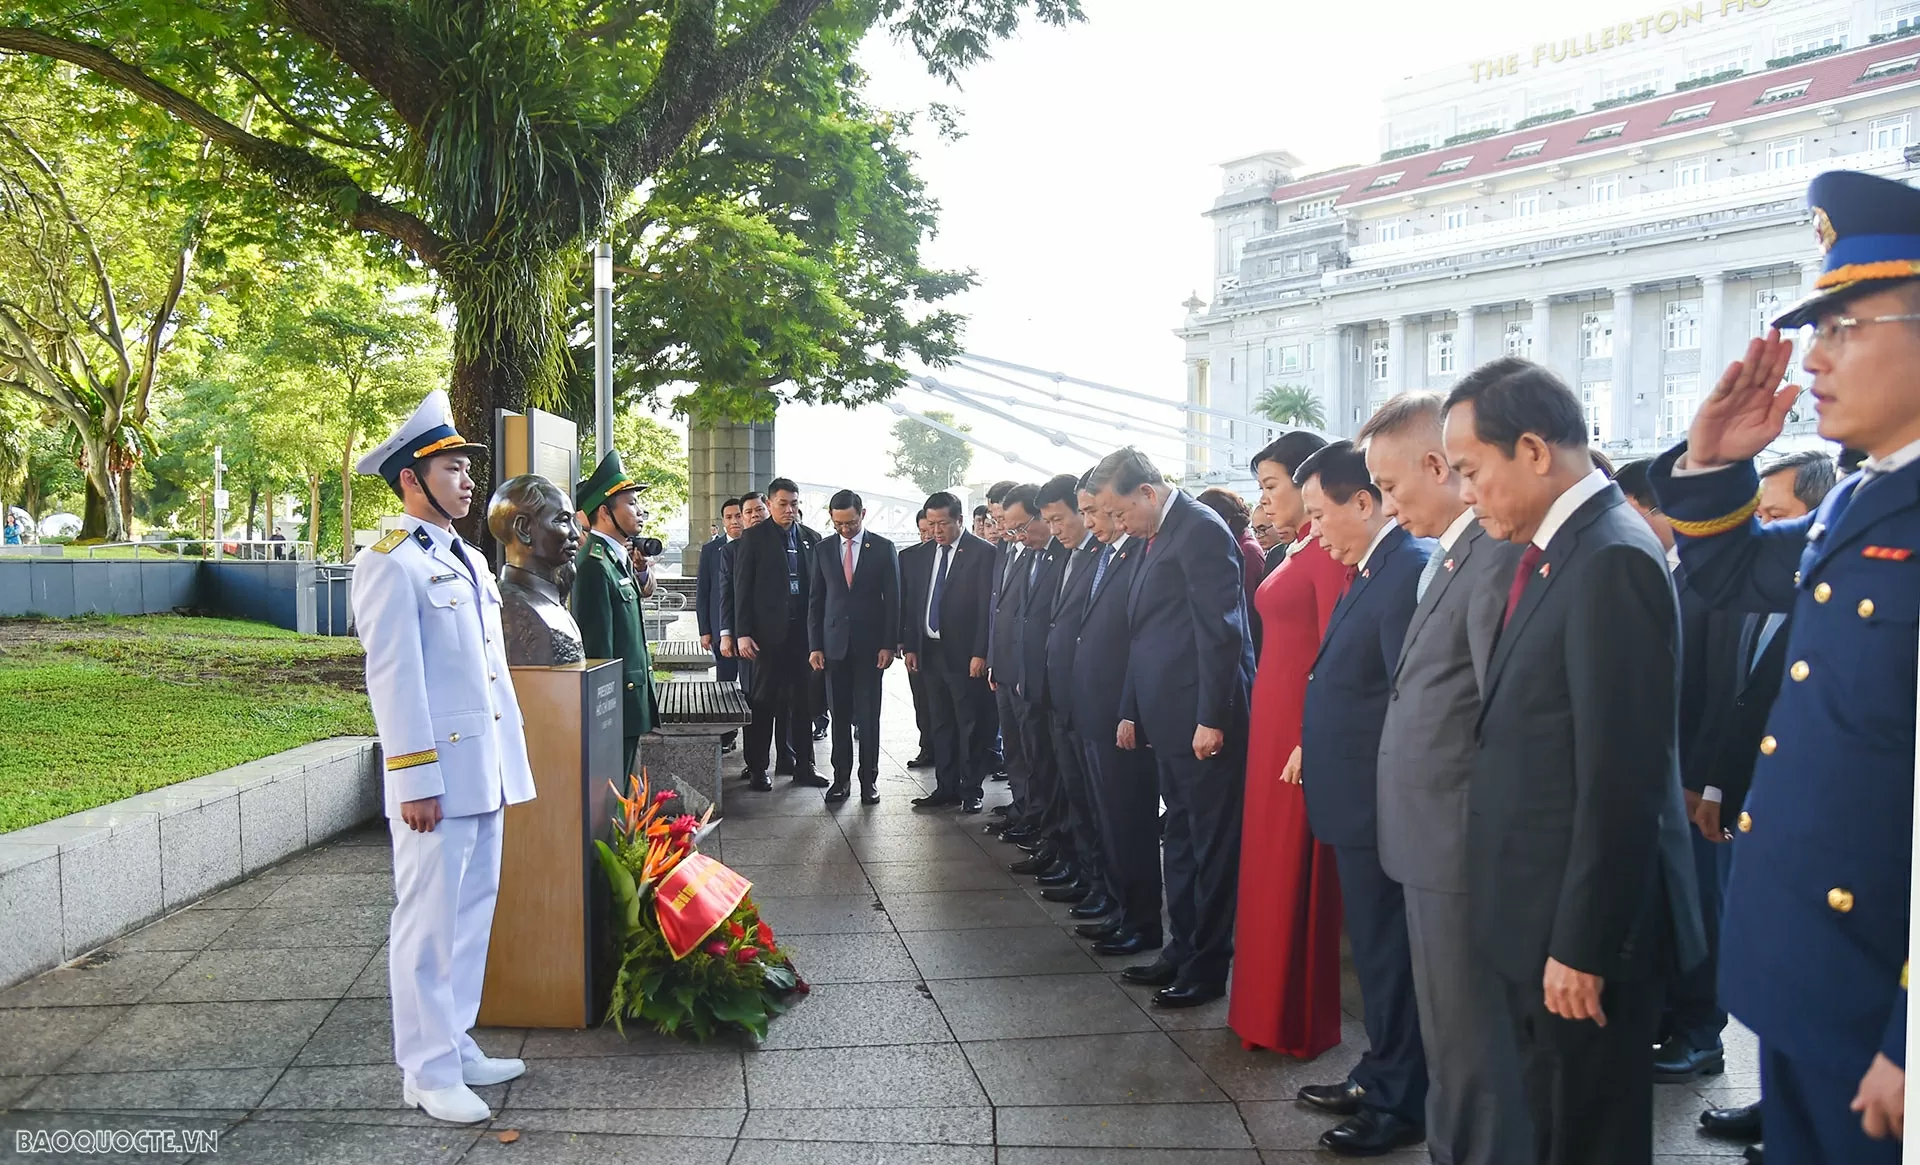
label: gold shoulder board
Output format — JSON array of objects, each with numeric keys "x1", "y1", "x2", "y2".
[{"x1": 371, "y1": 529, "x2": 409, "y2": 554}]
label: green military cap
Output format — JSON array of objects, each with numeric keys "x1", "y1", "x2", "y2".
[{"x1": 576, "y1": 448, "x2": 647, "y2": 516}]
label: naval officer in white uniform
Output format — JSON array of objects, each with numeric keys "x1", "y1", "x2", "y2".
[{"x1": 351, "y1": 390, "x2": 538, "y2": 1124}]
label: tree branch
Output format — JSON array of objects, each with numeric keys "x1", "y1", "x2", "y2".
[
  {"x1": 603, "y1": 0, "x2": 831, "y2": 197},
  {"x1": 0, "y1": 26, "x2": 452, "y2": 271},
  {"x1": 223, "y1": 55, "x2": 384, "y2": 154},
  {"x1": 263, "y1": 0, "x2": 439, "y2": 132}
]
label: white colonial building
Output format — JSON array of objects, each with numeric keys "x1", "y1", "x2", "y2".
[{"x1": 1179, "y1": 0, "x2": 1920, "y2": 475}]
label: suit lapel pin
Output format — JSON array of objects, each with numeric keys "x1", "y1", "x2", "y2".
[
  {"x1": 1443, "y1": 559, "x2": 1455, "y2": 572},
  {"x1": 1361, "y1": 568, "x2": 1371, "y2": 579},
  {"x1": 1539, "y1": 561, "x2": 1551, "y2": 579}
]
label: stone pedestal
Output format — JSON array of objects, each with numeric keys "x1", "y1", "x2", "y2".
[{"x1": 683, "y1": 420, "x2": 775, "y2": 571}]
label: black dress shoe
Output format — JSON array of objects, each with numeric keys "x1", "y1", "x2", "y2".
[
  {"x1": 991, "y1": 804, "x2": 1011, "y2": 817},
  {"x1": 999, "y1": 826, "x2": 1039, "y2": 845},
  {"x1": 1069, "y1": 893, "x2": 1116, "y2": 919},
  {"x1": 812, "y1": 726, "x2": 829, "y2": 741},
  {"x1": 1298, "y1": 1079, "x2": 1366, "y2": 1116},
  {"x1": 1035, "y1": 863, "x2": 1078, "y2": 886},
  {"x1": 1121, "y1": 959, "x2": 1178, "y2": 986},
  {"x1": 990, "y1": 768, "x2": 1010, "y2": 781},
  {"x1": 825, "y1": 781, "x2": 851, "y2": 803},
  {"x1": 1653, "y1": 1037, "x2": 1724, "y2": 1083},
  {"x1": 1153, "y1": 982, "x2": 1224, "y2": 1009},
  {"x1": 1320, "y1": 1109, "x2": 1424, "y2": 1157},
  {"x1": 1076, "y1": 920, "x2": 1125, "y2": 940},
  {"x1": 860, "y1": 787, "x2": 881, "y2": 805},
  {"x1": 912, "y1": 792, "x2": 960, "y2": 808},
  {"x1": 1009, "y1": 852, "x2": 1057, "y2": 875},
  {"x1": 748, "y1": 772, "x2": 773, "y2": 792},
  {"x1": 790, "y1": 771, "x2": 830, "y2": 789},
  {"x1": 1701, "y1": 1102, "x2": 1762, "y2": 1142},
  {"x1": 907, "y1": 753, "x2": 935, "y2": 768},
  {"x1": 1041, "y1": 882, "x2": 1089, "y2": 903},
  {"x1": 1094, "y1": 930, "x2": 1163, "y2": 956},
  {"x1": 959, "y1": 796, "x2": 985, "y2": 814}
]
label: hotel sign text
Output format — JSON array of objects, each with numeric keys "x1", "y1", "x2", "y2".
[{"x1": 1470, "y1": 0, "x2": 1772, "y2": 82}]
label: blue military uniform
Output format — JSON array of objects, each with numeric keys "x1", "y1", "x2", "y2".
[
  {"x1": 1649, "y1": 168, "x2": 1919, "y2": 1164},
  {"x1": 351, "y1": 390, "x2": 536, "y2": 1121}
]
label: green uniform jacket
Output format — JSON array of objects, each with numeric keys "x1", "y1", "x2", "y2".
[{"x1": 571, "y1": 533, "x2": 658, "y2": 738}]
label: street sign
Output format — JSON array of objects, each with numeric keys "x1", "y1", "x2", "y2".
[{"x1": 213, "y1": 489, "x2": 230, "y2": 510}]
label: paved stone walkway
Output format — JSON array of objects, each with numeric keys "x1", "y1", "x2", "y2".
[{"x1": 1, "y1": 673, "x2": 1755, "y2": 1163}]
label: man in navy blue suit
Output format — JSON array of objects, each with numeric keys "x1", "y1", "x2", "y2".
[
  {"x1": 695, "y1": 497, "x2": 744, "y2": 682},
  {"x1": 807, "y1": 490, "x2": 900, "y2": 806},
  {"x1": 900, "y1": 491, "x2": 997, "y2": 813},
  {"x1": 1290, "y1": 440, "x2": 1433, "y2": 1156},
  {"x1": 1093, "y1": 447, "x2": 1255, "y2": 1008}
]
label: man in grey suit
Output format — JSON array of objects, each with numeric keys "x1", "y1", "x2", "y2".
[{"x1": 1363, "y1": 393, "x2": 1532, "y2": 1165}]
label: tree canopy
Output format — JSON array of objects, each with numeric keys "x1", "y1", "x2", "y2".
[
  {"x1": 889, "y1": 408, "x2": 971, "y2": 495},
  {"x1": 1254, "y1": 384, "x2": 1327, "y2": 430}
]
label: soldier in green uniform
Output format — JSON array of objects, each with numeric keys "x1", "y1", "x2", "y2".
[{"x1": 572, "y1": 449, "x2": 659, "y2": 776}]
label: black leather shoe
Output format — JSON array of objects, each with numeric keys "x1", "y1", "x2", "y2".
[
  {"x1": 991, "y1": 804, "x2": 1011, "y2": 817},
  {"x1": 1320, "y1": 1109, "x2": 1424, "y2": 1157},
  {"x1": 1298, "y1": 1080, "x2": 1366, "y2": 1116},
  {"x1": 1094, "y1": 930, "x2": 1163, "y2": 956},
  {"x1": 812, "y1": 726, "x2": 829, "y2": 741},
  {"x1": 1041, "y1": 882, "x2": 1089, "y2": 903},
  {"x1": 1153, "y1": 982, "x2": 1224, "y2": 1009},
  {"x1": 907, "y1": 753, "x2": 935, "y2": 768},
  {"x1": 912, "y1": 792, "x2": 959, "y2": 808},
  {"x1": 860, "y1": 787, "x2": 881, "y2": 805},
  {"x1": 959, "y1": 796, "x2": 984, "y2": 814},
  {"x1": 1069, "y1": 893, "x2": 1116, "y2": 919},
  {"x1": 790, "y1": 771, "x2": 830, "y2": 789},
  {"x1": 990, "y1": 768, "x2": 1010, "y2": 781},
  {"x1": 1121, "y1": 959, "x2": 1178, "y2": 987},
  {"x1": 999, "y1": 826, "x2": 1039, "y2": 845},
  {"x1": 1654, "y1": 1037, "x2": 1724, "y2": 1083},
  {"x1": 825, "y1": 782, "x2": 851, "y2": 803},
  {"x1": 1701, "y1": 1102, "x2": 1762, "y2": 1142},
  {"x1": 1076, "y1": 920, "x2": 1125, "y2": 940},
  {"x1": 1009, "y1": 852, "x2": 1057, "y2": 875},
  {"x1": 748, "y1": 772, "x2": 773, "y2": 791},
  {"x1": 1035, "y1": 863, "x2": 1078, "y2": 886}
]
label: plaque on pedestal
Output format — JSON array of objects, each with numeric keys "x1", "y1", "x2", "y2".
[{"x1": 479, "y1": 659, "x2": 623, "y2": 1028}]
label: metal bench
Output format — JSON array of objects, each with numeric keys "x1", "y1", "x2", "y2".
[
  {"x1": 643, "y1": 679, "x2": 752, "y2": 816},
  {"x1": 648, "y1": 639, "x2": 714, "y2": 674}
]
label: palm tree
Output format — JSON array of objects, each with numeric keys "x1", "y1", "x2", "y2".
[{"x1": 1254, "y1": 384, "x2": 1327, "y2": 429}]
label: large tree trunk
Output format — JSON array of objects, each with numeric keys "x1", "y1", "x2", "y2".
[
  {"x1": 447, "y1": 293, "x2": 546, "y2": 556},
  {"x1": 308, "y1": 472, "x2": 322, "y2": 557},
  {"x1": 339, "y1": 438, "x2": 357, "y2": 563},
  {"x1": 76, "y1": 429, "x2": 123, "y2": 542},
  {"x1": 117, "y1": 467, "x2": 134, "y2": 534},
  {"x1": 246, "y1": 485, "x2": 258, "y2": 540}
]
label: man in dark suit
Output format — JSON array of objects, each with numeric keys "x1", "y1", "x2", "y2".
[
  {"x1": 808, "y1": 489, "x2": 900, "y2": 805},
  {"x1": 900, "y1": 509, "x2": 937, "y2": 769},
  {"x1": 900, "y1": 491, "x2": 996, "y2": 812},
  {"x1": 1026, "y1": 474, "x2": 1108, "y2": 916},
  {"x1": 1367, "y1": 393, "x2": 1532, "y2": 1165},
  {"x1": 1003, "y1": 482, "x2": 1071, "y2": 892},
  {"x1": 1291, "y1": 440, "x2": 1433, "y2": 1156},
  {"x1": 1094, "y1": 448, "x2": 1256, "y2": 1009},
  {"x1": 1442, "y1": 358, "x2": 1706, "y2": 1165},
  {"x1": 988, "y1": 484, "x2": 1047, "y2": 838},
  {"x1": 696, "y1": 497, "x2": 744, "y2": 682},
  {"x1": 1070, "y1": 475, "x2": 1159, "y2": 955},
  {"x1": 731, "y1": 478, "x2": 826, "y2": 792}
]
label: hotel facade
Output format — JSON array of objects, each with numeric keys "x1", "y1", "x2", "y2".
[{"x1": 1178, "y1": 0, "x2": 1918, "y2": 475}]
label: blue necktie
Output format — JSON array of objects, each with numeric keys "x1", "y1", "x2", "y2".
[
  {"x1": 1090, "y1": 543, "x2": 1115, "y2": 597},
  {"x1": 1416, "y1": 551, "x2": 1443, "y2": 602},
  {"x1": 929, "y1": 543, "x2": 951, "y2": 633}
]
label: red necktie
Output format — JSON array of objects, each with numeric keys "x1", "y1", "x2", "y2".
[
  {"x1": 843, "y1": 538, "x2": 854, "y2": 586},
  {"x1": 1503, "y1": 544, "x2": 1544, "y2": 628}
]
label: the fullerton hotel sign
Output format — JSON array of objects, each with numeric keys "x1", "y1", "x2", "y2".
[{"x1": 1469, "y1": 0, "x2": 1775, "y2": 82}]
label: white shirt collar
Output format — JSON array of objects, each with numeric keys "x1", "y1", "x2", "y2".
[
  {"x1": 1532, "y1": 468, "x2": 1612, "y2": 551},
  {"x1": 1864, "y1": 436, "x2": 1920, "y2": 476},
  {"x1": 1665, "y1": 543, "x2": 1682, "y2": 571},
  {"x1": 1076, "y1": 532, "x2": 1098, "y2": 552},
  {"x1": 408, "y1": 516, "x2": 456, "y2": 550},
  {"x1": 1439, "y1": 507, "x2": 1478, "y2": 554},
  {"x1": 1359, "y1": 520, "x2": 1397, "y2": 571},
  {"x1": 839, "y1": 529, "x2": 863, "y2": 569},
  {"x1": 592, "y1": 528, "x2": 629, "y2": 558},
  {"x1": 1157, "y1": 486, "x2": 1179, "y2": 530}
]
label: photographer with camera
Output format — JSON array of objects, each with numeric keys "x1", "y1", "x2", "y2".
[{"x1": 572, "y1": 449, "x2": 660, "y2": 777}]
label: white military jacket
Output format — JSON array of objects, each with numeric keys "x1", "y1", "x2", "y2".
[{"x1": 352, "y1": 517, "x2": 537, "y2": 818}]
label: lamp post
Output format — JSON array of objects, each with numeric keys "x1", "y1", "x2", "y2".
[{"x1": 593, "y1": 241, "x2": 615, "y2": 460}]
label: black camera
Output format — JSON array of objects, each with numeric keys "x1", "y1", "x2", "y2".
[{"x1": 631, "y1": 535, "x2": 665, "y2": 558}]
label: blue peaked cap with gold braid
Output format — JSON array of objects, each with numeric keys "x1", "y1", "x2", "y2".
[
  {"x1": 1775, "y1": 169, "x2": 1920, "y2": 329},
  {"x1": 354, "y1": 390, "x2": 487, "y2": 486}
]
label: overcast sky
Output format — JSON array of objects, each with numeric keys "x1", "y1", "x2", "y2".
[{"x1": 689, "y1": 0, "x2": 1620, "y2": 503}]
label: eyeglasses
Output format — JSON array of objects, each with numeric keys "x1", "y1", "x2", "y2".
[{"x1": 1808, "y1": 312, "x2": 1920, "y2": 350}]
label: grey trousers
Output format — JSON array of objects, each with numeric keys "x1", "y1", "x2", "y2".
[{"x1": 1403, "y1": 885, "x2": 1534, "y2": 1165}]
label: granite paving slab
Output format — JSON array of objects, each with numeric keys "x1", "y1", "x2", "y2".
[
  {"x1": 902, "y1": 926, "x2": 1102, "y2": 980},
  {"x1": 60, "y1": 1000, "x2": 332, "y2": 1073},
  {"x1": 0, "y1": 1004, "x2": 129, "y2": 1075}
]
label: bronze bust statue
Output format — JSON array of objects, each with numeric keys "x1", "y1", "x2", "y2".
[{"x1": 487, "y1": 474, "x2": 586, "y2": 666}]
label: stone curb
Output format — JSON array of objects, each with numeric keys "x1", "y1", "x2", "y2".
[{"x1": 0, "y1": 737, "x2": 382, "y2": 989}]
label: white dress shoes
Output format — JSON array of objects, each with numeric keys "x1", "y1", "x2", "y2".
[
  {"x1": 402, "y1": 1080, "x2": 492, "y2": 1124},
  {"x1": 461, "y1": 1056, "x2": 527, "y2": 1086}
]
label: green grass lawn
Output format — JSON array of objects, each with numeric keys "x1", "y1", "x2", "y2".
[{"x1": 0, "y1": 615, "x2": 372, "y2": 832}]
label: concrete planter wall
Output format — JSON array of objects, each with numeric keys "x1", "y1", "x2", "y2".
[
  {"x1": 0, "y1": 558, "x2": 351, "y2": 634},
  {"x1": 0, "y1": 737, "x2": 382, "y2": 990}
]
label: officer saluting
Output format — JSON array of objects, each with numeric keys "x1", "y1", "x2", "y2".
[
  {"x1": 572, "y1": 448, "x2": 659, "y2": 777},
  {"x1": 350, "y1": 390, "x2": 537, "y2": 1125},
  {"x1": 1651, "y1": 169, "x2": 1920, "y2": 1159}
]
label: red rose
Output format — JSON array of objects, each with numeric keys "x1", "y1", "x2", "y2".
[
  {"x1": 702, "y1": 940, "x2": 728, "y2": 958},
  {"x1": 736, "y1": 946, "x2": 760, "y2": 963}
]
